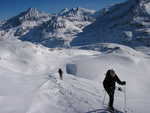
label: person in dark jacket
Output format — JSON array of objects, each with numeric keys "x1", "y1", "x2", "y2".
[
  {"x1": 58, "y1": 68, "x2": 63, "y2": 80},
  {"x1": 103, "y1": 69, "x2": 126, "y2": 111}
]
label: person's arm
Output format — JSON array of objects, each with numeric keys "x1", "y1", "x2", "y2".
[{"x1": 115, "y1": 75, "x2": 126, "y2": 85}]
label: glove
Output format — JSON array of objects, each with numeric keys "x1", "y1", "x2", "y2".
[
  {"x1": 122, "y1": 81, "x2": 126, "y2": 85},
  {"x1": 117, "y1": 87, "x2": 123, "y2": 92}
]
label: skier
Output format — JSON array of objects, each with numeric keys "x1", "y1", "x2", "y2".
[
  {"x1": 103, "y1": 69, "x2": 126, "y2": 111},
  {"x1": 58, "y1": 68, "x2": 63, "y2": 80}
]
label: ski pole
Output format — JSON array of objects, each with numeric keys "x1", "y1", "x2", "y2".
[
  {"x1": 103, "y1": 89, "x2": 106, "y2": 105},
  {"x1": 124, "y1": 85, "x2": 127, "y2": 113}
]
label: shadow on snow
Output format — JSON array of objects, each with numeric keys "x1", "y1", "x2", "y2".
[{"x1": 86, "y1": 108, "x2": 124, "y2": 113}]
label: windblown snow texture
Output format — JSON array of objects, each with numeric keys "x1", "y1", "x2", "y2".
[{"x1": 0, "y1": 40, "x2": 149, "y2": 113}]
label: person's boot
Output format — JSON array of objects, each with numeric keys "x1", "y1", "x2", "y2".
[
  {"x1": 108, "y1": 105, "x2": 114, "y2": 112},
  {"x1": 110, "y1": 106, "x2": 114, "y2": 111}
]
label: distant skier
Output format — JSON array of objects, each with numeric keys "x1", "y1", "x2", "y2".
[
  {"x1": 103, "y1": 69, "x2": 126, "y2": 111},
  {"x1": 58, "y1": 68, "x2": 63, "y2": 80}
]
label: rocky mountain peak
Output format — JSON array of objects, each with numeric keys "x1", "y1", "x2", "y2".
[
  {"x1": 19, "y1": 8, "x2": 46, "y2": 20},
  {"x1": 1, "y1": 8, "x2": 50, "y2": 29},
  {"x1": 43, "y1": 16, "x2": 66, "y2": 31},
  {"x1": 58, "y1": 7, "x2": 95, "y2": 17}
]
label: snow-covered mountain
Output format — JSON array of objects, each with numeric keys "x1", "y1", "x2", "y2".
[
  {"x1": 1, "y1": 8, "x2": 51, "y2": 29},
  {"x1": 19, "y1": 7, "x2": 96, "y2": 48},
  {"x1": 71, "y1": 0, "x2": 150, "y2": 47},
  {"x1": 58, "y1": 7, "x2": 96, "y2": 23},
  {"x1": 0, "y1": 8, "x2": 51, "y2": 40},
  {"x1": 1, "y1": 0, "x2": 150, "y2": 48},
  {"x1": 19, "y1": 15, "x2": 83, "y2": 48},
  {"x1": 0, "y1": 7, "x2": 96, "y2": 47}
]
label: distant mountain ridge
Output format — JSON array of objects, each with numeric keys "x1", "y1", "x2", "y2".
[{"x1": 1, "y1": 0, "x2": 150, "y2": 48}]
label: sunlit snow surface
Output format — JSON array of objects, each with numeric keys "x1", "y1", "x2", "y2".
[{"x1": 0, "y1": 40, "x2": 150, "y2": 113}]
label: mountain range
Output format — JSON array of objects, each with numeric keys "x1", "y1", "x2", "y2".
[
  {"x1": 1, "y1": 0, "x2": 150, "y2": 48},
  {"x1": 0, "y1": 7, "x2": 96, "y2": 47}
]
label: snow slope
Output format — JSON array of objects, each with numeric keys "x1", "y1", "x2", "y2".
[
  {"x1": 27, "y1": 74, "x2": 102, "y2": 113},
  {"x1": 0, "y1": 40, "x2": 150, "y2": 113},
  {"x1": 71, "y1": 0, "x2": 150, "y2": 47}
]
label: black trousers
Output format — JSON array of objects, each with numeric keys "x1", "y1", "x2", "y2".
[{"x1": 105, "y1": 87, "x2": 115, "y2": 108}]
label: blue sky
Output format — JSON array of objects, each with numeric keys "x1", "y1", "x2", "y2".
[{"x1": 0, "y1": 0, "x2": 126, "y2": 20}]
